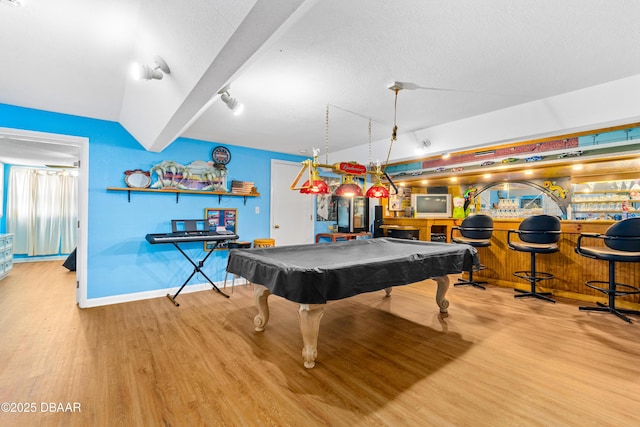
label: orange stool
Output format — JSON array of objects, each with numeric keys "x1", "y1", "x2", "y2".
[{"x1": 253, "y1": 238, "x2": 275, "y2": 248}]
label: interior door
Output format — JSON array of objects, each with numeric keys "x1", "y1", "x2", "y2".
[
  {"x1": 0, "y1": 127, "x2": 88, "y2": 307},
  {"x1": 271, "y1": 159, "x2": 314, "y2": 246}
]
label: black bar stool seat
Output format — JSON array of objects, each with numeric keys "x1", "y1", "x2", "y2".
[
  {"x1": 507, "y1": 215, "x2": 561, "y2": 303},
  {"x1": 450, "y1": 214, "x2": 493, "y2": 290},
  {"x1": 575, "y1": 217, "x2": 640, "y2": 323}
]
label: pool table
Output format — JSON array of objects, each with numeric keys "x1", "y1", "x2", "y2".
[{"x1": 226, "y1": 237, "x2": 478, "y2": 368}]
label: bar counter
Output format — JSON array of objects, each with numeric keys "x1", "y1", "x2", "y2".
[{"x1": 381, "y1": 217, "x2": 640, "y2": 309}]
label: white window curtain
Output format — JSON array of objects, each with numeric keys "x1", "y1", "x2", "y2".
[{"x1": 6, "y1": 166, "x2": 78, "y2": 256}]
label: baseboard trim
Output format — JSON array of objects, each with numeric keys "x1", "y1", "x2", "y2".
[
  {"x1": 15, "y1": 256, "x2": 67, "y2": 263},
  {"x1": 80, "y1": 277, "x2": 249, "y2": 308}
]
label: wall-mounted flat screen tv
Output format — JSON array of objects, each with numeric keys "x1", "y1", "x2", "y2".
[{"x1": 411, "y1": 194, "x2": 452, "y2": 218}]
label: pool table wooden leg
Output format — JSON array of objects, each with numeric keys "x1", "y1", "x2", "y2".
[
  {"x1": 253, "y1": 285, "x2": 271, "y2": 331},
  {"x1": 298, "y1": 304, "x2": 325, "y2": 369},
  {"x1": 433, "y1": 276, "x2": 450, "y2": 313}
]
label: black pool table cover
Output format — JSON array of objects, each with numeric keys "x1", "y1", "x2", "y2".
[{"x1": 226, "y1": 237, "x2": 478, "y2": 304}]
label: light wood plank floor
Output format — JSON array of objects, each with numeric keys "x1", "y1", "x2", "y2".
[{"x1": 1, "y1": 261, "x2": 640, "y2": 426}]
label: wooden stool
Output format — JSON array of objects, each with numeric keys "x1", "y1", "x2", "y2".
[{"x1": 253, "y1": 238, "x2": 275, "y2": 248}]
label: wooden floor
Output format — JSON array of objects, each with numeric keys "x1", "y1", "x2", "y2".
[{"x1": 1, "y1": 262, "x2": 640, "y2": 426}]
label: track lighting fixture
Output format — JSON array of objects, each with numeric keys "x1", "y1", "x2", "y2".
[
  {"x1": 0, "y1": 0, "x2": 22, "y2": 7},
  {"x1": 217, "y1": 85, "x2": 244, "y2": 115},
  {"x1": 131, "y1": 56, "x2": 170, "y2": 81},
  {"x1": 416, "y1": 139, "x2": 431, "y2": 154}
]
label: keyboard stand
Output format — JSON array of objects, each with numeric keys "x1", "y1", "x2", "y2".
[{"x1": 167, "y1": 241, "x2": 230, "y2": 306}]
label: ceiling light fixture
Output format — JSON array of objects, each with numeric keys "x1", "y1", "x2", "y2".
[
  {"x1": 0, "y1": 0, "x2": 22, "y2": 7},
  {"x1": 365, "y1": 118, "x2": 389, "y2": 198},
  {"x1": 297, "y1": 149, "x2": 330, "y2": 195},
  {"x1": 291, "y1": 85, "x2": 403, "y2": 199},
  {"x1": 335, "y1": 174, "x2": 364, "y2": 197},
  {"x1": 415, "y1": 139, "x2": 431, "y2": 154},
  {"x1": 218, "y1": 85, "x2": 244, "y2": 116},
  {"x1": 131, "y1": 56, "x2": 170, "y2": 81}
]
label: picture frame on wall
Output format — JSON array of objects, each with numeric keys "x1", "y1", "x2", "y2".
[
  {"x1": 316, "y1": 176, "x2": 340, "y2": 221},
  {"x1": 204, "y1": 208, "x2": 237, "y2": 251}
]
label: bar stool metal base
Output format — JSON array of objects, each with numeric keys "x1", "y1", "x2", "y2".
[
  {"x1": 579, "y1": 280, "x2": 640, "y2": 323},
  {"x1": 455, "y1": 264, "x2": 487, "y2": 290},
  {"x1": 513, "y1": 270, "x2": 556, "y2": 303}
]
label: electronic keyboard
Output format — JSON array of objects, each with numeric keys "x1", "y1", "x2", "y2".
[{"x1": 145, "y1": 230, "x2": 238, "y2": 244}]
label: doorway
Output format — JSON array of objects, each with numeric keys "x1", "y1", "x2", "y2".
[
  {"x1": 270, "y1": 159, "x2": 314, "y2": 246},
  {"x1": 0, "y1": 127, "x2": 88, "y2": 306}
]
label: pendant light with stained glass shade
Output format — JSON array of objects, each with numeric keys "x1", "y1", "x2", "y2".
[
  {"x1": 290, "y1": 149, "x2": 330, "y2": 194},
  {"x1": 364, "y1": 117, "x2": 390, "y2": 198},
  {"x1": 299, "y1": 156, "x2": 330, "y2": 194},
  {"x1": 335, "y1": 174, "x2": 363, "y2": 197}
]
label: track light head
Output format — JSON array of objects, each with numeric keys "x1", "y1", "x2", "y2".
[
  {"x1": 132, "y1": 56, "x2": 171, "y2": 81},
  {"x1": 218, "y1": 85, "x2": 244, "y2": 115},
  {"x1": 0, "y1": 0, "x2": 22, "y2": 7},
  {"x1": 416, "y1": 139, "x2": 431, "y2": 154}
]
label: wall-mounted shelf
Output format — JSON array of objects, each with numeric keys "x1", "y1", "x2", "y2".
[
  {"x1": 573, "y1": 190, "x2": 639, "y2": 195},
  {"x1": 106, "y1": 187, "x2": 260, "y2": 205},
  {"x1": 572, "y1": 199, "x2": 639, "y2": 203}
]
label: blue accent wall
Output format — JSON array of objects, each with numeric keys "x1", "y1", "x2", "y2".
[{"x1": 0, "y1": 103, "x2": 306, "y2": 300}]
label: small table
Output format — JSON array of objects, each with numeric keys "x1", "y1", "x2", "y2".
[
  {"x1": 315, "y1": 232, "x2": 372, "y2": 243},
  {"x1": 226, "y1": 238, "x2": 478, "y2": 368}
]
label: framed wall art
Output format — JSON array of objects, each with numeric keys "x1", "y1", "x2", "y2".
[{"x1": 204, "y1": 208, "x2": 237, "y2": 251}]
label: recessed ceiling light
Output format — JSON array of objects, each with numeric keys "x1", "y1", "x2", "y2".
[
  {"x1": 483, "y1": 173, "x2": 492, "y2": 179},
  {"x1": 572, "y1": 164, "x2": 583, "y2": 170},
  {"x1": 524, "y1": 169, "x2": 533, "y2": 175}
]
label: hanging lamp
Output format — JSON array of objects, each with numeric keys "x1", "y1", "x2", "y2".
[
  {"x1": 366, "y1": 169, "x2": 390, "y2": 198},
  {"x1": 295, "y1": 149, "x2": 330, "y2": 194},
  {"x1": 335, "y1": 174, "x2": 363, "y2": 197},
  {"x1": 299, "y1": 160, "x2": 330, "y2": 194},
  {"x1": 364, "y1": 117, "x2": 390, "y2": 198}
]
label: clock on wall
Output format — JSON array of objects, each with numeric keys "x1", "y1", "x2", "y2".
[{"x1": 211, "y1": 146, "x2": 231, "y2": 165}]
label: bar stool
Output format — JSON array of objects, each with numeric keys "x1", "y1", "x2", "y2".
[
  {"x1": 225, "y1": 241, "x2": 252, "y2": 293},
  {"x1": 575, "y1": 217, "x2": 640, "y2": 323},
  {"x1": 450, "y1": 214, "x2": 493, "y2": 290},
  {"x1": 507, "y1": 214, "x2": 561, "y2": 303},
  {"x1": 253, "y1": 238, "x2": 275, "y2": 248}
]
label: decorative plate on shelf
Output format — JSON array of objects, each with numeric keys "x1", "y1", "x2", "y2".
[
  {"x1": 124, "y1": 169, "x2": 151, "y2": 188},
  {"x1": 211, "y1": 146, "x2": 231, "y2": 165}
]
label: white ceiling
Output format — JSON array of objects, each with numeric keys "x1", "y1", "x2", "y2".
[{"x1": 1, "y1": 0, "x2": 640, "y2": 167}]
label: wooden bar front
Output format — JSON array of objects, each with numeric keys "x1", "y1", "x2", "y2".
[{"x1": 381, "y1": 217, "x2": 640, "y2": 310}]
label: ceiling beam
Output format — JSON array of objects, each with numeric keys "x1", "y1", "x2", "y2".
[{"x1": 141, "y1": 0, "x2": 317, "y2": 153}]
